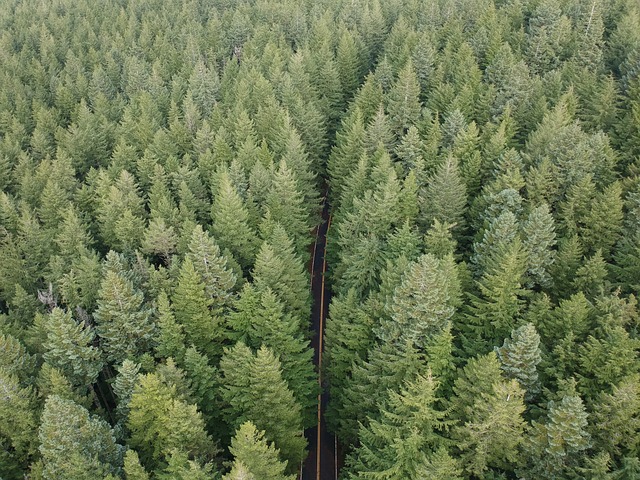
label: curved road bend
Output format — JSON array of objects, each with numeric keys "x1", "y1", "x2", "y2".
[{"x1": 302, "y1": 200, "x2": 336, "y2": 480}]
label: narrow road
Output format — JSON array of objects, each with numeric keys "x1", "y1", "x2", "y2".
[{"x1": 302, "y1": 200, "x2": 336, "y2": 480}]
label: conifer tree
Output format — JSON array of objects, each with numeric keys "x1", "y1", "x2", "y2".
[
  {"x1": 345, "y1": 372, "x2": 456, "y2": 479},
  {"x1": 225, "y1": 422, "x2": 295, "y2": 480},
  {"x1": 378, "y1": 253, "x2": 460, "y2": 349},
  {"x1": 252, "y1": 241, "x2": 310, "y2": 320},
  {"x1": 94, "y1": 269, "x2": 154, "y2": 365},
  {"x1": 386, "y1": 61, "x2": 422, "y2": 138},
  {"x1": 522, "y1": 203, "x2": 557, "y2": 289},
  {"x1": 0, "y1": 368, "x2": 38, "y2": 475},
  {"x1": 211, "y1": 170, "x2": 257, "y2": 270},
  {"x1": 495, "y1": 323, "x2": 542, "y2": 401},
  {"x1": 228, "y1": 285, "x2": 316, "y2": 425},
  {"x1": 464, "y1": 237, "x2": 529, "y2": 354},
  {"x1": 265, "y1": 159, "x2": 311, "y2": 257},
  {"x1": 127, "y1": 373, "x2": 216, "y2": 470},
  {"x1": 523, "y1": 382, "x2": 591, "y2": 479},
  {"x1": 43, "y1": 307, "x2": 103, "y2": 389},
  {"x1": 186, "y1": 224, "x2": 236, "y2": 307},
  {"x1": 39, "y1": 395, "x2": 123, "y2": 479},
  {"x1": 172, "y1": 257, "x2": 223, "y2": 359},
  {"x1": 219, "y1": 343, "x2": 306, "y2": 469},
  {"x1": 154, "y1": 290, "x2": 187, "y2": 362},
  {"x1": 113, "y1": 360, "x2": 140, "y2": 426},
  {"x1": 421, "y1": 155, "x2": 467, "y2": 231},
  {"x1": 123, "y1": 450, "x2": 150, "y2": 480}
]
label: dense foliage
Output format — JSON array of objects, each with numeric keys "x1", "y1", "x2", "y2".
[{"x1": 0, "y1": 0, "x2": 639, "y2": 478}]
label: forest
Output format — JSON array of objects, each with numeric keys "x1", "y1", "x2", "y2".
[{"x1": 0, "y1": 0, "x2": 640, "y2": 478}]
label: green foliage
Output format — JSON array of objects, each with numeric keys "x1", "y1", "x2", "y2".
[
  {"x1": 127, "y1": 372, "x2": 216, "y2": 470},
  {"x1": 172, "y1": 257, "x2": 223, "y2": 359},
  {"x1": 495, "y1": 323, "x2": 542, "y2": 401},
  {"x1": 345, "y1": 372, "x2": 456, "y2": 479},
  {"x1": 43, "y1": 308, "x2": 103, "y2": 388},
  {"x1": 225, "y1": 422, "x2": 295, "y2": 480},
  {"x1": 94, "y1": 267, "x2": 154, "y2": 365},
  {"x1": 39, "y1": 395, "x2": 123, "y2": 479},
  {"x1": 220, "y1": 344, "x2": 306, "y2": 470}
]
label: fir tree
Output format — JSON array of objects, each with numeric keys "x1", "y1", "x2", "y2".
[
  {"x1": 93, "y1": 269, "x2": 154, "y2": 365},
  {"x1": 39, "y1": 395, "x2": 123, "y2": 479},
  {"x1": 345, "y1": 372, "x2": 455, "y2": 479},
  {"x1": 495, "y1": 323, "x2": 543, "y2": 401},
  {"x1": 43, "y1": 307, "x2": 103, "y2": 389},
  {"x1": 211, "y1": 170, "x2": 258, "y2": 270},
  {"x1": 225, "y1": 422, "x2": 295, "y2": 480},
  {"x1": 172, "y1": 257, "x2": 223, "y2": 359},
  {"x1": 220, "y1": 343, "x2": 306, "y2": 470}
]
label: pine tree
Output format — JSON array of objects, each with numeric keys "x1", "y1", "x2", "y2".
[
  {"x1": 39, "y1": 395, "x2": 123, "y2": 479},
  {"x1": 592, "y1": 374, "x2": 640, "y2": 459},
  {"x1": 378, "y1": 253, "x2": 460, "y2": 349},
  {"x1": 0, "y1": 368, "x2": 38, "y2": 475},
  {"x1": 127, "y1": 373, "x2": 216, "y2": 470},
  {"x1": 142, "y1": 218, "x2": 177, "y2": 264},
  {"x1": 456, "y1": 378, "x2": 526, "y2": 476},
  {"x1": 324, "y1": 289, "x2": 375, "y2": 431},
  {"x1": 265, "y1": 159, "x2": 311, "y2": 257},
  {"x1": 252, "y1": 240, "x2": 310, "y2": 320},
  {"x1": 523, "y1": 382, "x2": 591, "y2": 479},
  {"x1": 464, "y1": 237, "x2": 529, "y2": 354},
  {"x1": 228, "y1": 285, "x2": 316, "y2": 425},
  {"x1": 211, "y1": 170, "x2": 258, "y2": 270},
  {"x1": 186, "y1": 224, "x2": 236, "y2": 307},
  {"x1": 156, "y1": 448, "x2": 216, "y2": 480},
  {"x1": 386, "y1": 61, "x2": 422, "y2": 139},
  {"x1": 522, "y1": 203, "x2": 557, "y2": 289},
  {"x1": 172, "y1": 257, "x2": 223, "y2": 359},
  {"x1": 43, "y1": 307, "x2": 103, "y2": 389},
  {"x1": 421, "y1": 155, "x2": 467, "y2": 232},
  {"x1": 123, "y1": 450, "x2": 150, "y2": 480},
  {"x1": 154, "y1": 290, "x2": 187, "y2": 362},
  {"x1": 495, "y1": 323, "x2": 542, "y2": 401},
  {"x1": 327, "y1": 108, "x2": 366, "y2": 205},
  {"x1": 345, "y1": 372, "x2": 455, "y2": 479},
  {"x1": 220, "y1": 343, "x2": 306, "y2": 469},
  {"x1": 225, "y1": 422, "x2": 295, "y2": 480},
  {"x1": 113, "y1": 360, "x2": 140, "y2": 426},
  {"x1": 336, "y1": 342, "x2": 426, "y2": 444},
  {"x1": 94, "y1": 268, "x2": 154, "y2": 365}
]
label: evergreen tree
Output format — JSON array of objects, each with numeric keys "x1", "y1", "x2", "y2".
[
  {"x1": 39, "y1": 395, "x2": 123, "y2": 479},
  {"x1": 127, "y1": 373, "x2": 216, "y2": 470},
  {"x1": 123, "y1": 450, "x2": 150, "y2": 480},
  {"x1": 43, "y1": 307, "x2": 103, "y2": 389},
  {"x1": 94, "y1": 268, "x2": 154, "y2": 365},
  {"x1": 154, "y1": 290, "x2": 187, "y2": 362},
  {"x1": 225, "y1": 422, "x2": 295, "y2": 480},
  {"x1": 522, "y1": 203, "x2": 557, "y2": 289},
  {"x1": 265, "y1": 159, "x2": 311, "y2": 257},
  {"x1": 228, "y1": 285, "x2": 316, "y2": 425},
  {"x1": 211, "y1": 170, "x2": 258, "y2": 270},
  {"x1": 252, "y1": 240, "x2": 310, "y2": 320},
  {"x1": 186, "y1": 224, "x2": 236, "y2": 307},
  {"x1": 495, "y1": 323, "x2": 542, "y2": 401},
  {"x1": 345, "y1": 372, "x2": 456, "y2": 479},
  {"x1": 220, "y1": 343, "x2": 306, "y2": 470},
  {"x1": 378, "y1": 253, "x2": 460, "y2": 349},
  {"x1": 386, "y1": 61, "x2": 422, "y2": 138},
  {"x1": 172, "y1": 257, "x2": 223, "y2": 359},
  {"x1": 522, "y1": 382, "x2": 591, "y2": 479},
  {"x1": 421, "y1": 155, "x2": 467, "y2": 232}
]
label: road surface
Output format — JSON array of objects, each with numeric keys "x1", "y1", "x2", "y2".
[{"x1": 301, "y1": 201, "x2": 337, "y2": 480}]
